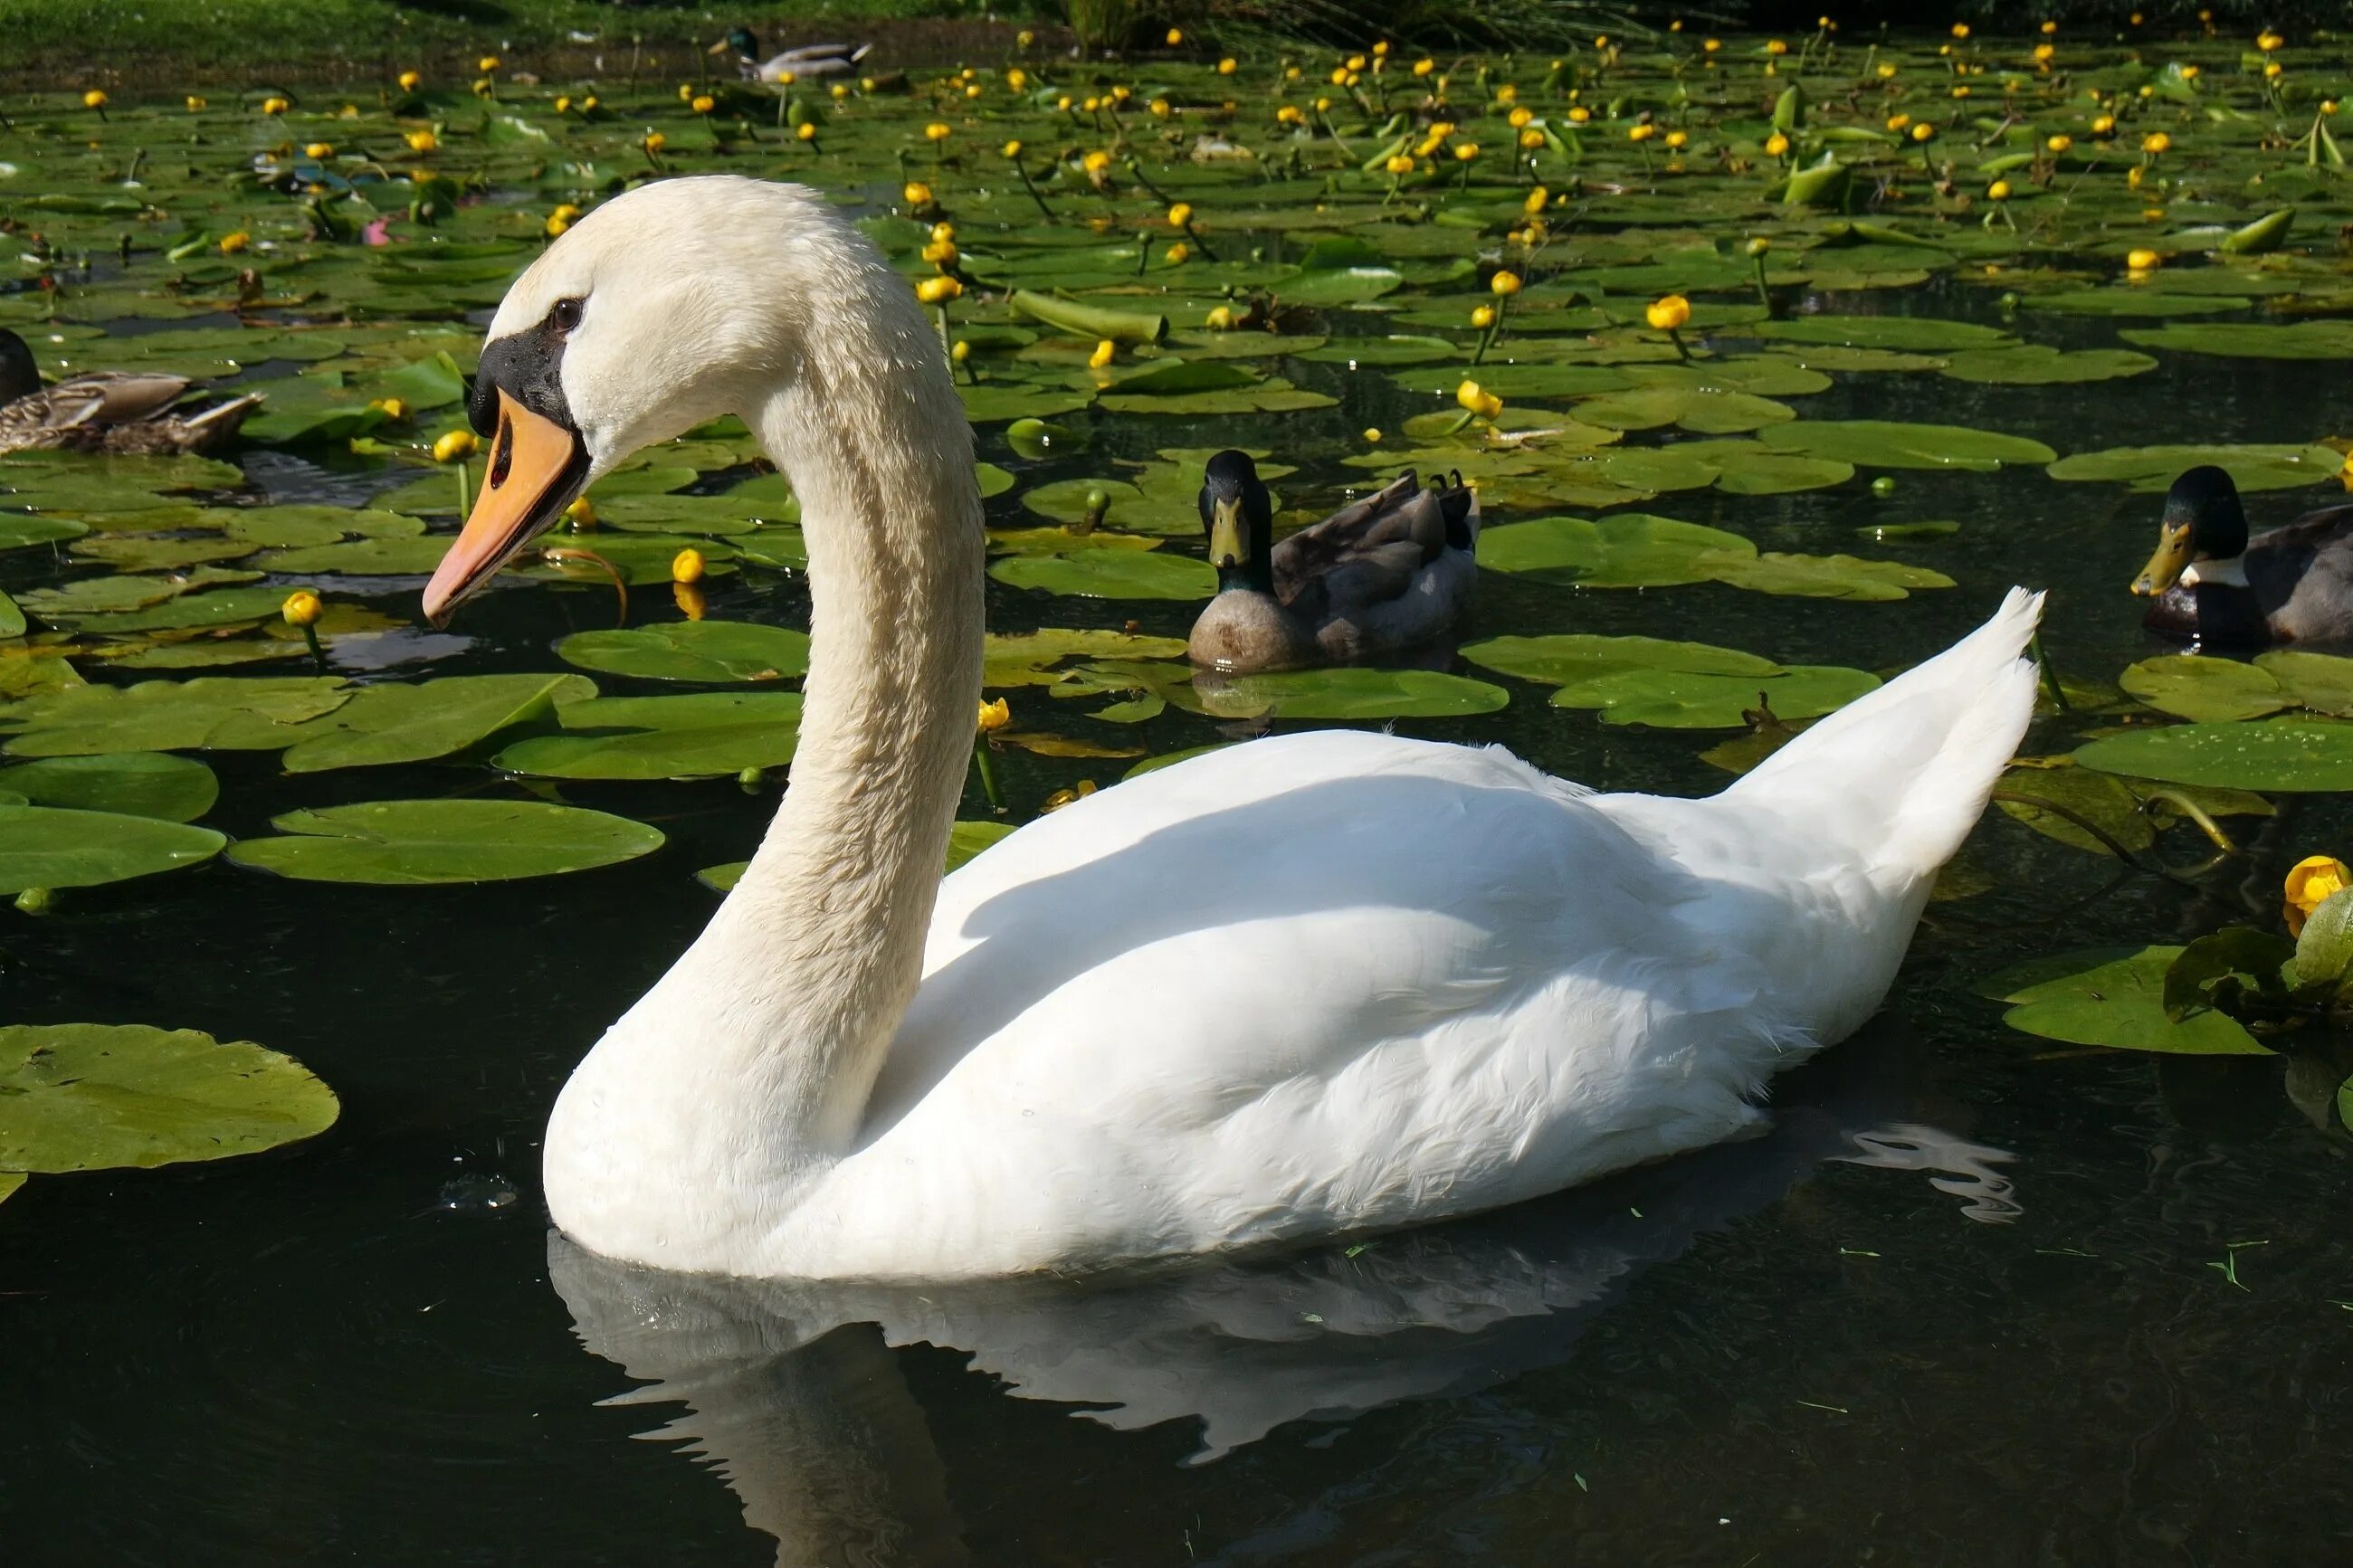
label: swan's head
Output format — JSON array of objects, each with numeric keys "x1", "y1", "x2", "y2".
[
  {"x1": 2133, "y1": 463, "x2": 2248, "y2": 597},
  {"x1": 424, "y1": 176, "x2": 838, "y2": 622}
]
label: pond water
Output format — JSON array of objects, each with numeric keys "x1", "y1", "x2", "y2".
[{"x1": 8, "y1": 33, "x2": 2353, "y2": 1566}]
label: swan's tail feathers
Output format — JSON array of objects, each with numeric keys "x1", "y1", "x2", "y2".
[{"x1": 1729, "y1": 587, "x2": 2043, "y2": 885}]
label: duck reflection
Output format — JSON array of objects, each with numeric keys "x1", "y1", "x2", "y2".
[{"x1": 548, "y1": 1019, "x2": 2019, "y2": 1563}]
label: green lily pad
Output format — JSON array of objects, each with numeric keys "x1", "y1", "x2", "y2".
[
  {"x1": 1549, "y1": 663, "x2": 1881, "y2": 728},
  {"x1": 1754, "y1": 316, "x2": 2015, "y2": 351},
  {"x1": 0, "y1": 515, "x2": 90, "y2": 552},
  {"x1": 1297, "y1": 335, "x2": 1459, "y2": 366},
  {"x1": 1481, "y1": 514, "x2": 1753, "y2": 587},
  {"x1": 0, "y1": 677, "x2": 350, "y2": 757},
  {"x1": 1980, "y1": 946, "x2": 2268, "y2": 1056},
  {"x1": 1462, "y1": 633, "x2": 1781, "y2": 686},
  {"x1": 2075, "y1": 718, "x2": 2353, "y2": 793},
  {"x1": 1575, "y1": 385, "x2": 1796, "y2": 434},
  {"x1": 1189, "y1": 668, "x2": 1509, "y2": 721},
  {"x1": 1758, "y1": 421, "x2": 2057, "y2": 471},
  {"x1": 991, "y1": 550, "x2": 1216, "y2": 601},
  {"x1": 2044, "y1": 443, "x2": 2343, "y2": 493},
  {"x1": 2120, "y1": 319, "x2": 2353, "y2": 360},
  {"x1": 0, "y1": 590, "x2": 20, "y2": 640},
  {"x1": 254, "y1": 536, "x2": 454, "y2": 575},
  {"x1": 0, "y1": 1023, "x2": 338, "y2": 1174},
  {"x1": 2254, "y1": 651, "x2": 2353, "y2": 716},
  {"x1": 0, "y1": 804, "x2": 224, "y2": 893},
  {"x1": 1706, "y1": 551, "x2": 1953, "y2": 601},
  {"x1": 260, "y1": 674, "x2": 596, "y2": 774},
  {"x1": 958, "y1": 384, "x2": 1095, "y2": 423},
  {"x1": 492, "y1": 691, "x2": 803, "y2": 780},
  {"x1": 2119, "y1": 656, "x2": 2291, "y2": 722},
  {"x1": 2019, "y1": 290, "x2": 2253, "y2": 318},
  {"x1": 226, "y1": 799, "x2": 663, "y2": 884},
  {"x1": 0, "y1": 753, "x2": 217, "y2": 822},
  {"x1": 1937, "y1": 346, "x2": 2158, "y2": 385},
  {"x1": 556, "y1": 622, "x2": 810, "y2": 683}
]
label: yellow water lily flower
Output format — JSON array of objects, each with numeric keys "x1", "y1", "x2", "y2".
[
  {"x1": 281, "y1": 590, "x2": 322, "y2": 627},
  {"x1": 1628, "y1": 124, "x2": 1655, "y2": 143},
  {"x1": 924, "y1": 121, "x2": 951, "y2": 141},
  {"x1": 1523, "y1": 186, "x2": 1549, "y2": 215},
  {"x1": 433, "y1": 430, "x2": 478, "y2": 463},
  {"x1": 406, "y1": 128, "x2": 437, "y2": 153},
  {"x1": 1471, "y1": 304, "x2": 1496, "y2": 329},
  {"x1": 643, "y1": 131, "x2": 666, "y2": 155},
  {"x1": 903, "y1": 179, "x2": 934, "y2": 206},
  {"x1": 2047, "y1": 134, "x2": 2073, "y2": 153},
  {"x1": 369, "y1": 397, "x2": 411, "y2": 422},
  {"x1": 1219, "y1": 58, "x2": 1238, "y2": 75},
  {"x1": 2127, "y1": 248, "x2": 2162, "y2": 271},
  {"x1": 1646, "y1": 294, "x2": 1692, "y2": 330},
  {"x1": 1089, "y1": 339, "x2": 1116, "y2": 369},
  {"x1": 1455, "y1": 379, "x2": 1503, "y2": 419},
  {"x1": 1384, "y1": 154, "x2": 1415, "y2": 175},
  {"x1": 916, "y1": 276, "x2": 963, "y2": 304},
  {"x1": 976, "y1": 698, "x2": 1011, "y2": 733},
  {"x1": 262, "y1": 96, "x2": 290, "y2": 115},
  {"x1": 2142, "y1": 132, "x2": 2171, "y2": 154},
  {"x1": 397, "y1": 70, "x2": 422, "y2": 91},
  {"x1": 218, "y1": 231, "x2": 249, "y2": 255},
  {"x1": 186, "y1": 95, "x2": 207, "y2": 110},
  {"x1": 1167, "y1": 202, "x2": 1193, "y2": 228},
  {"x1": 1987, "y1": 179, "x2": 2012, "y2": 200},
  {"x1": 1765, "y1": 131, "x2": 1790, "y2": 157},
  {"x1": 1910, "y1": 122, "x2": 1936, "y2": 142},
  {"x1": 1205, "y1": 305, "x2": 1234, "y2": 329},
  {"x1": 921, "y1": 237, "x2": 958, "y2": 268},
  {"x1": 305, "y1": 141, "x2": 334, "y2": 158},
  {"x1": 1002, "y1": 138, "x2": 1024, "y2": 157},
  {"x1": 1362, "y1": 427, "x2": 1382, "y2": 443},
  {"x1": 82, "y1": 90, "x2": 108, "y2": 109},
  {"x1": 1490, "y1": 270, "x2": 1522, "y2": 296},
  {"x1": 691, "y1": 94, "x2": 716, "y2": 114},
  {"x1": 670, "y1": 547, "x2": 706, "y2": 585},
  {"x1": 2286, "y1": 855, "x2": 2352, "y2": 935},
  {"x1": 797, "y1": 121, "x2": 818, "y2": 142}
]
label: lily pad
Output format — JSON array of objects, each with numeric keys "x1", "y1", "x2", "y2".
[
  {"x1": 2120, "y1": 319, "x2": 2353, "y2": 360},
  {"x1": 0, "y1": 753, "x2": 217, "y2": 822},
  {"x1": 1981, "y1": 947, "x2": 2268, "y2": 1056},
  {"x1": 556, "y1": 622, "x2": 811, "y2": 684},
  {"x1": 1758, "y1": 421, "x2": 2056, "y2": 471},
  {"x1": 2119, "y1": 656, "x2": 2291, "y2": 722},
  {"x1": 1937, "y1": 347, "x2": 2158, "y2": 385},
  {"x1": 0, "y1": 1023, "x2": 338, "y2": 1174},
  {"x1": 2045, "y1": 443, "x2": 2343, "y2": 494},
  {"x1": 1754, "y1": 317, "x2": 2015, "y2": 351},
  {"x1": 2075, "y1": 718, "x2": 2353, "y2": 793},
  {"x1": 1189, "y1": 668, "x2": 1509, "y2": 721},
  {"x1": 991, "y1": 550, "x2": 1216, "y2": 601},
  {"x1": 226, "y1": 799, "x2": 663, "y2": 884},
  {"x1": 261, "y1": 674, "x2": 596, "y2": 774},
  {"x1": 492, "y1": 692, "x2": 803, "y2": 780},
  {"x1": 0, "y1": 804, "x2": 224, "y2": 893},
  {"x1": 0, "y1": 677, "x2": 351, "y2": 757},
  {"x1": 1548, "y1": 663, "x2": 1881, "y2": 728}
]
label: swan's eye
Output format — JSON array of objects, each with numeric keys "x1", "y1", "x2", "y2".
[{"x1": 549, "y1": 297, "x2": 584, "y2": 332}]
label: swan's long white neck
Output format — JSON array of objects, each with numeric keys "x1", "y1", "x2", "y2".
[{"x1": 541, "y1": 207, "x2": 983, "y2": 1269}]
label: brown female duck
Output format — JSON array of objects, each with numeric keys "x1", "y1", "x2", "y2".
[{"x1": 0, "y1": 328, "x2": 260, "y2": 457}]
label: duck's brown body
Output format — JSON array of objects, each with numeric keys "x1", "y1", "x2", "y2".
[{"x1": 0, "y1": 330, "x2": 262, "y2": 457}]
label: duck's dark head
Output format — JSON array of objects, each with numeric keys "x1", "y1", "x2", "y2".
[
  {"x1": 2134, "y1": 464, "x2": 2249, "y2": 596},
  {"x1": 710, "y1": 26, "x2": 760, "y2": 62},
  {"x1": 1200, "y1": 448, "x2": 1274, "y2": 594},
  {"x1": 0, "y1": 329, "x2": 40, "y2": 408}
]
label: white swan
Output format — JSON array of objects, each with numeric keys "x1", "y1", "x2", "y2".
[{"x1": 423, "y1": 176, "x2": 2043, "y2": 1282}]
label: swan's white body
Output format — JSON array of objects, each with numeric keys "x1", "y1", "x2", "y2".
[{"x1": 465, "y1": 178, "x2": 2043, "y2": 1283}]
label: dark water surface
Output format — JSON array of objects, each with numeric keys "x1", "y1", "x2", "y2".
[{"x1": 8, "y1": 281, "x2": 2353, "y2": 1566}]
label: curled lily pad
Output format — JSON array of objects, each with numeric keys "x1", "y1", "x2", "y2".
[
  {"x1": 493, "y1": 692, "x2": 803, "y2": 780},
  {"x1": 0, "y1": 804, "x2": 224, "y2": 893},
  {"x1": 2075, "y1": 718, "x2": 2353, "y2": 793},
  {"x1": 0, "y1": 753, "x2": 217, "y2": 822},
  {"x1": 1979, "y1": 947, "x2": 2267, "y2": 1056},
  {"x1": 226, "y1": 799, "x2": 663, "y2": 884},
  {"x1": 556, "y1": 622, "x2": 810, "y2": 683},
  {"x1": 0, "y1": 1023, "x2": 338, "y2": 1174}
]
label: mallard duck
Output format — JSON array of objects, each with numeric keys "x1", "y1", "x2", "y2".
[
  {"x1": 1186, "y1": 450, "x2": 1479, "y2": 673},
  {"x1": 418, "y1": 176, "x2": 2043, "y2": 1283},
  {"x1": 711, "y1": 27, "x2": 872, "y2": 84},
  {"x1": 2131, "y1": 464, "x2": 2353, "y2": 645},
  {"x1": 0, "y1": 328, "x2": 260, "y2": 457}
]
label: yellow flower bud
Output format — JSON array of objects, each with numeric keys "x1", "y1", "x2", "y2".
[
  {"x1": 1149, "y1": 98, "x2": 1170, "y2": 118},
  {"x1": 219, "y1": 231, "x2": 249, "y2": 255},
  {"x1": 1878, "y1": 62, "x2": 1899, "y2": 78},
  {"x1": 643, "y1": 130, "x2": 666, "y2": 154},
  {"x1": 1385, "y1": 154, "x2": 1415, "y2": 175},
  {"x1": 1646, "y1": 294, "x2": 1692, "y2": 330},
  {"x1": 1167, "y1": 202, "x2": 1193, "y2": 228},
  {"x1": 2092, "y1": 114, "x2": 2116, "y2": 134},
  {"x1": 433, "y1": 430, "x2": 478, "y2": 463},
  {"x1": 1165, "y1": 26, "x2": 1183, "y2": 45},
  {"x1": 1089, "y1": 339, "x2": 1115, "y2": 370},
  {"x1": 2286, "y1": 855, "x2": 2352, "y2": 935},
  {"x1": 1767, "y1": 39, "x2": 1788, "y2": 55},
  {"x1": 1471, "y1": 304, "x2": 1497, "y2": 329},
  {"x1": 478, "y1": 55, "x2": 500, "y2": 72},
  {"x1": 2127, "y1": 247, "x2": 2161, "y2": 271},
  {"x1": 564, "y1": 496, "x2": 596, "y2": 529},
  {"x1": 281, "y1": 590, "x2": 322, "y2": 627},
  {"x1": 903, "y1": 180, "x2": 934, "y2": 206},
  {"x1": 1166, "y1": 242, "x2": 1190, "y2": 264},
  {"x1": 1490, "y1": 270, "x2": 1522, "y2": 296},
  {"x1": 672, "y1": 547, "x2": 706, "y2": 585},
  {"x1": 1664, "y1": 129, "x2": 1688, "y2": 149},
  {"x1": 1988, "y1": 179, "x2": 2012, "y2": 200},
  {"x1": 2141, "y1": 132, "x2": 2170, "y2": 154},
  {"x1": 555, "y1": 96, "x2": 571, "y2": 114},
  {"x1": 2259, "y1": 31, "x2": 2283, "y2": 51},
  {"x1": 2047, "y1": 134, "x2": 2072, "y2": 153},
  {"x1": 1523, "y1": 186, "x2": 1548, "y2": 215},
  {"x1": 691, "y1": 94, "x2": 716, "y2": 114},
  {"x1": 1567, "y1": 106, "x2": 1590, "y2": 123},
  {"x1": 796, "y1": 120, "x2": 817, "y2": 142},
  {"x1": 582, "y1": 95, "x2": 598, "y2": 111},
  {"x1": 922, "y1": 238, "x2": 959, "y2": 268},
  {"x1": 1454, "y1": 141, "x2": 1480, "y2": 161},
  {"x1": 406, "y1": 128, "x2": 437, "y2": 153},
  {"x1": 1950, "y1": 23, "x2": 1970, "y2": 38},
  {"x1": 1765, "y1": 131, "x2": 1790, "y2": 157},
  {"x1": 1362, "y1": 427, "x2": 1382, "y2": 443},
  {"x1": 1204, "y1": 305, "x2": 1234, "y2": 330},
  {"x1": 262, "y1": 96, "x2": 290, "y2": 115},
  {"x1": 1017, "y1": 28, "x2": 1034, "y2": 46},
  {"x1": 1003, "y1": 138, "x2": 1024, "y2": 157},
  {"x1": 186, "y1": 95, "x2": 207, "y2": 110},
  {"x1": 1414, "y1": 58, "x2": 1434, "y2": 76},
  {"x1": 925, "y1": 121, "x2": 951, "y2": 141},
  {"x1": 83, "y1": 90, "x2": 109, "y2": 109},
  {"x1": 1703, "y1": 38, "x2": 1721, "y2": 52},
  {"x1": 1455, "y1": 378, "x2": 1502, "y2": 418},
  {"x1": 915, "y1": 275, "x2": 964, "y2": 304},
  {"x1": 1910, "y1": 122, "x2": 1936, "y2": 142},
  {"x1": 1628, "y1": 124, "x2": 1655, "y2": 143},
  {"x1": 976, "y1": 697, "x2": 1011, "y2": 733},
  {"x1": 397, "y1": 70, "x2": 422, "y2": 91},
  {"x1": 1218, "y1": 58, "x2": 1237, "y2": 75}
]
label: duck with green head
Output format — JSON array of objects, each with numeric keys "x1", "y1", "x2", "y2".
[
  {"x1": 710, "y1": 28, "x2": 872, "y2": 84},
  {"x1": 2132, "y1": 464, "x2": 2353, "y2": 645},
  {"x1": 1187, "y1": 450, "x2": 1479, "y2": 674}
]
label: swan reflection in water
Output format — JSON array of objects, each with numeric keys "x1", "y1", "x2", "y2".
[{"x1": 548, "y1": 1020, "x2": 2018, "y2": 1565}]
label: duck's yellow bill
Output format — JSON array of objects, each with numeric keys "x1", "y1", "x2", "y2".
[
  {"x1": 2132, "y1": 522, "x2": 2195, "y2": 597},
  {"x1": 1207, "y1": 496, "x2": 1245, "y2": 569},
  {"x1": 422, "y1": 390, "x2": 588, "y2": 625}
]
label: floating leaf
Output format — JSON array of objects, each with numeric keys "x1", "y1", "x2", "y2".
[
  {"x1": 0, "y1": 804, "x2": 224, "y2": 893},
  {"x1": 2120, "y1": 319, "x2": 2353, "y2": 360},
  {"x1": 2075, "y1": 718, "x2": 2353, "y2": 793},
  {"x1": 1575, "y1": 385, "x2": 1796, "y2": 434},
  {"x1": 1758, "y1": 420, "x2": 2056, "y2": 471},
  {"x1": 227, "y1": 799, "x2": 663, "y2": 884},
  {"x1": 1754, "y1": 317, "x2": 2014, "y2": 351},
  {"x1": 492, "y1": 691, "x2": 803, "y2": 780},
  {"x1": 2119, "y1": 656, "x2": 2291, "y2": 722},
  {"x1": 991, "y1": 550, "x2": 1216, "y2": 601},
  {"x1": 1548, "y1": 663, "x2": 1880, "y2": 728},
  {"x1": 0, "y1": 677, "x2": 350, "y2": 757},
  {"x1": 0, "y1": 1023, "x2": 338, "y2": 1174},
  {"x1": 263, "y1": 674, "x2": 596, "y2": 774},
  {"x1": 2045, "y1": 443, "x2": 2343, "y2": 494},
  {"x1": 1980, "y1": 947, "x2": 2268, "y2": 1056},
  {"x1": 0, "y1": 753, "x2": 217, "y2": 822},
  {"x1": 556, "y1": 622, "x2": 810, "y2": 683},
  {"x1": 1187, "y1": 667, "x2": 1509, "y2": 721},
  {"x1": 1937, "y1": 346, "x2": 2158, "y2": 385}
]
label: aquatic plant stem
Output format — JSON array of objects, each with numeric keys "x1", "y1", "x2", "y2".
[{"x1": 970, "y1": 737, "x2": 1004, "y2": 812}]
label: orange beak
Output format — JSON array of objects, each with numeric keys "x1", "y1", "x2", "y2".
[{"x1": 422, "y1": 389, "x2": 589, "y2": 625}]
